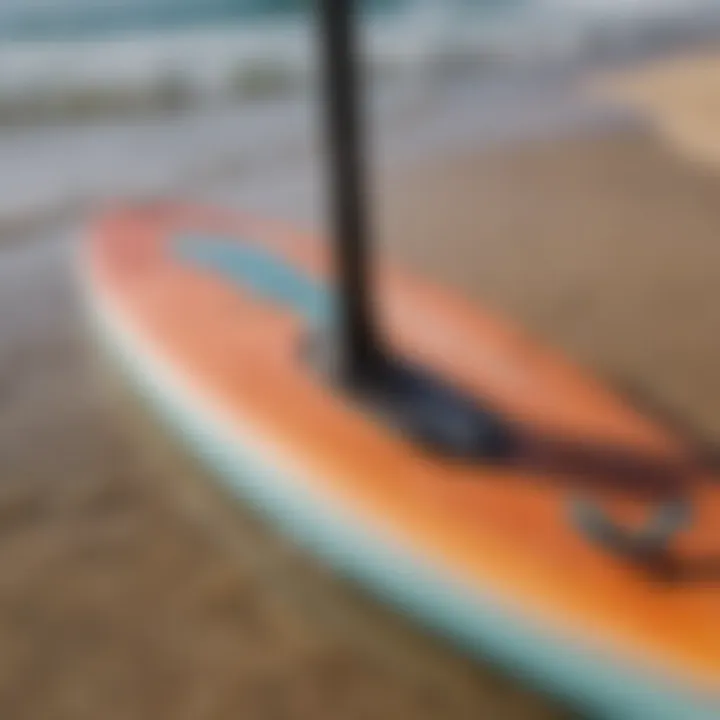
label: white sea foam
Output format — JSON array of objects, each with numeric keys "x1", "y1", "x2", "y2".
[
  {"x1": 0, "y1": 0, "x2": 715, "y2": 227},
  {"x1": 0, "y1": 0, "x2": 717, "y2": 102}
]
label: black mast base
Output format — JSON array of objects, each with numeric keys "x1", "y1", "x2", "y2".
[{"x1": 306, "y1": 333, "x2": 516, "y2": 462}]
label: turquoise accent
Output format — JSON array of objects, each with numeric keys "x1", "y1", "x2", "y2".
[
  {"x1": 83, "y1": 274, "x2": 719, "y2": 720},
  {"x1": 174, "y1": 235, "x2": 332, "y2": 327}
]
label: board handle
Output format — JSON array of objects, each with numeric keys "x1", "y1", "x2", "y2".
[{"x1": 568, "y1": 495, "x2": 693, "y2": 574}]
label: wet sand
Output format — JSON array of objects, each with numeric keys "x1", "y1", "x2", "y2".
[{"x1": 2, "y1": 92, "x2": 720, "y2": 718}]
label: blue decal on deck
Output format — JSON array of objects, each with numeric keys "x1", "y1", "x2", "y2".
[{"x1": 174, "y1": 235, "x2": 332, "y2": 325}]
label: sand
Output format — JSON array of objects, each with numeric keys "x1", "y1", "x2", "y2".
[
  {"x1": 3, "y1": 59, "x2": 720, "y2": 718},
  {"x1": 595, "y1": 47, "x2": 720, "y2": 168}
]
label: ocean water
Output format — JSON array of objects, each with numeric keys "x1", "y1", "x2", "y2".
[
  {"x1": 1, "y1": 2, "x2": 510, "y2": 42},
  {"x1": 0, "y1": 0, "x2": 716, "y2": 42},
  {"x1": 0, "y1": 0, "x2": 716, "y2": 243},
  {"x1": 0, "y1": 0, "x2": 718, "y2": 98}
]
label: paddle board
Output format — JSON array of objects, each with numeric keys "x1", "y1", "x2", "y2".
[{"x1": 81, "y1": 202, "x2": 720, "y2": 720}]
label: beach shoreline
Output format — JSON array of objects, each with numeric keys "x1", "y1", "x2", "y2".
[{"x1": 2, "y1": 30, "x2": 720, "y2": 720}]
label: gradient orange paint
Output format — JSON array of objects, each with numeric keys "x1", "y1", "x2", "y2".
[{"x1": 87, "y1": 203, "x2": 720, "y2": 694}]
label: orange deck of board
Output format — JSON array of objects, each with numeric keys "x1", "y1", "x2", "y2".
[{"x1": 87, "y1": 203, "x2": 720, "y2": 693}]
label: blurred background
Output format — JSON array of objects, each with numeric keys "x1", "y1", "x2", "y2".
[{"x1": 2, "y1": 0, "x2": 720, "y2": 718}]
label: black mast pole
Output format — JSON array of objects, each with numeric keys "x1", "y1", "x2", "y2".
[
  {"x1": 314, "y1": 0, "x2": 513, "y2": 460},
  {"x1": 317, "y1": 0, "x2": 382, "y2": 386}
]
